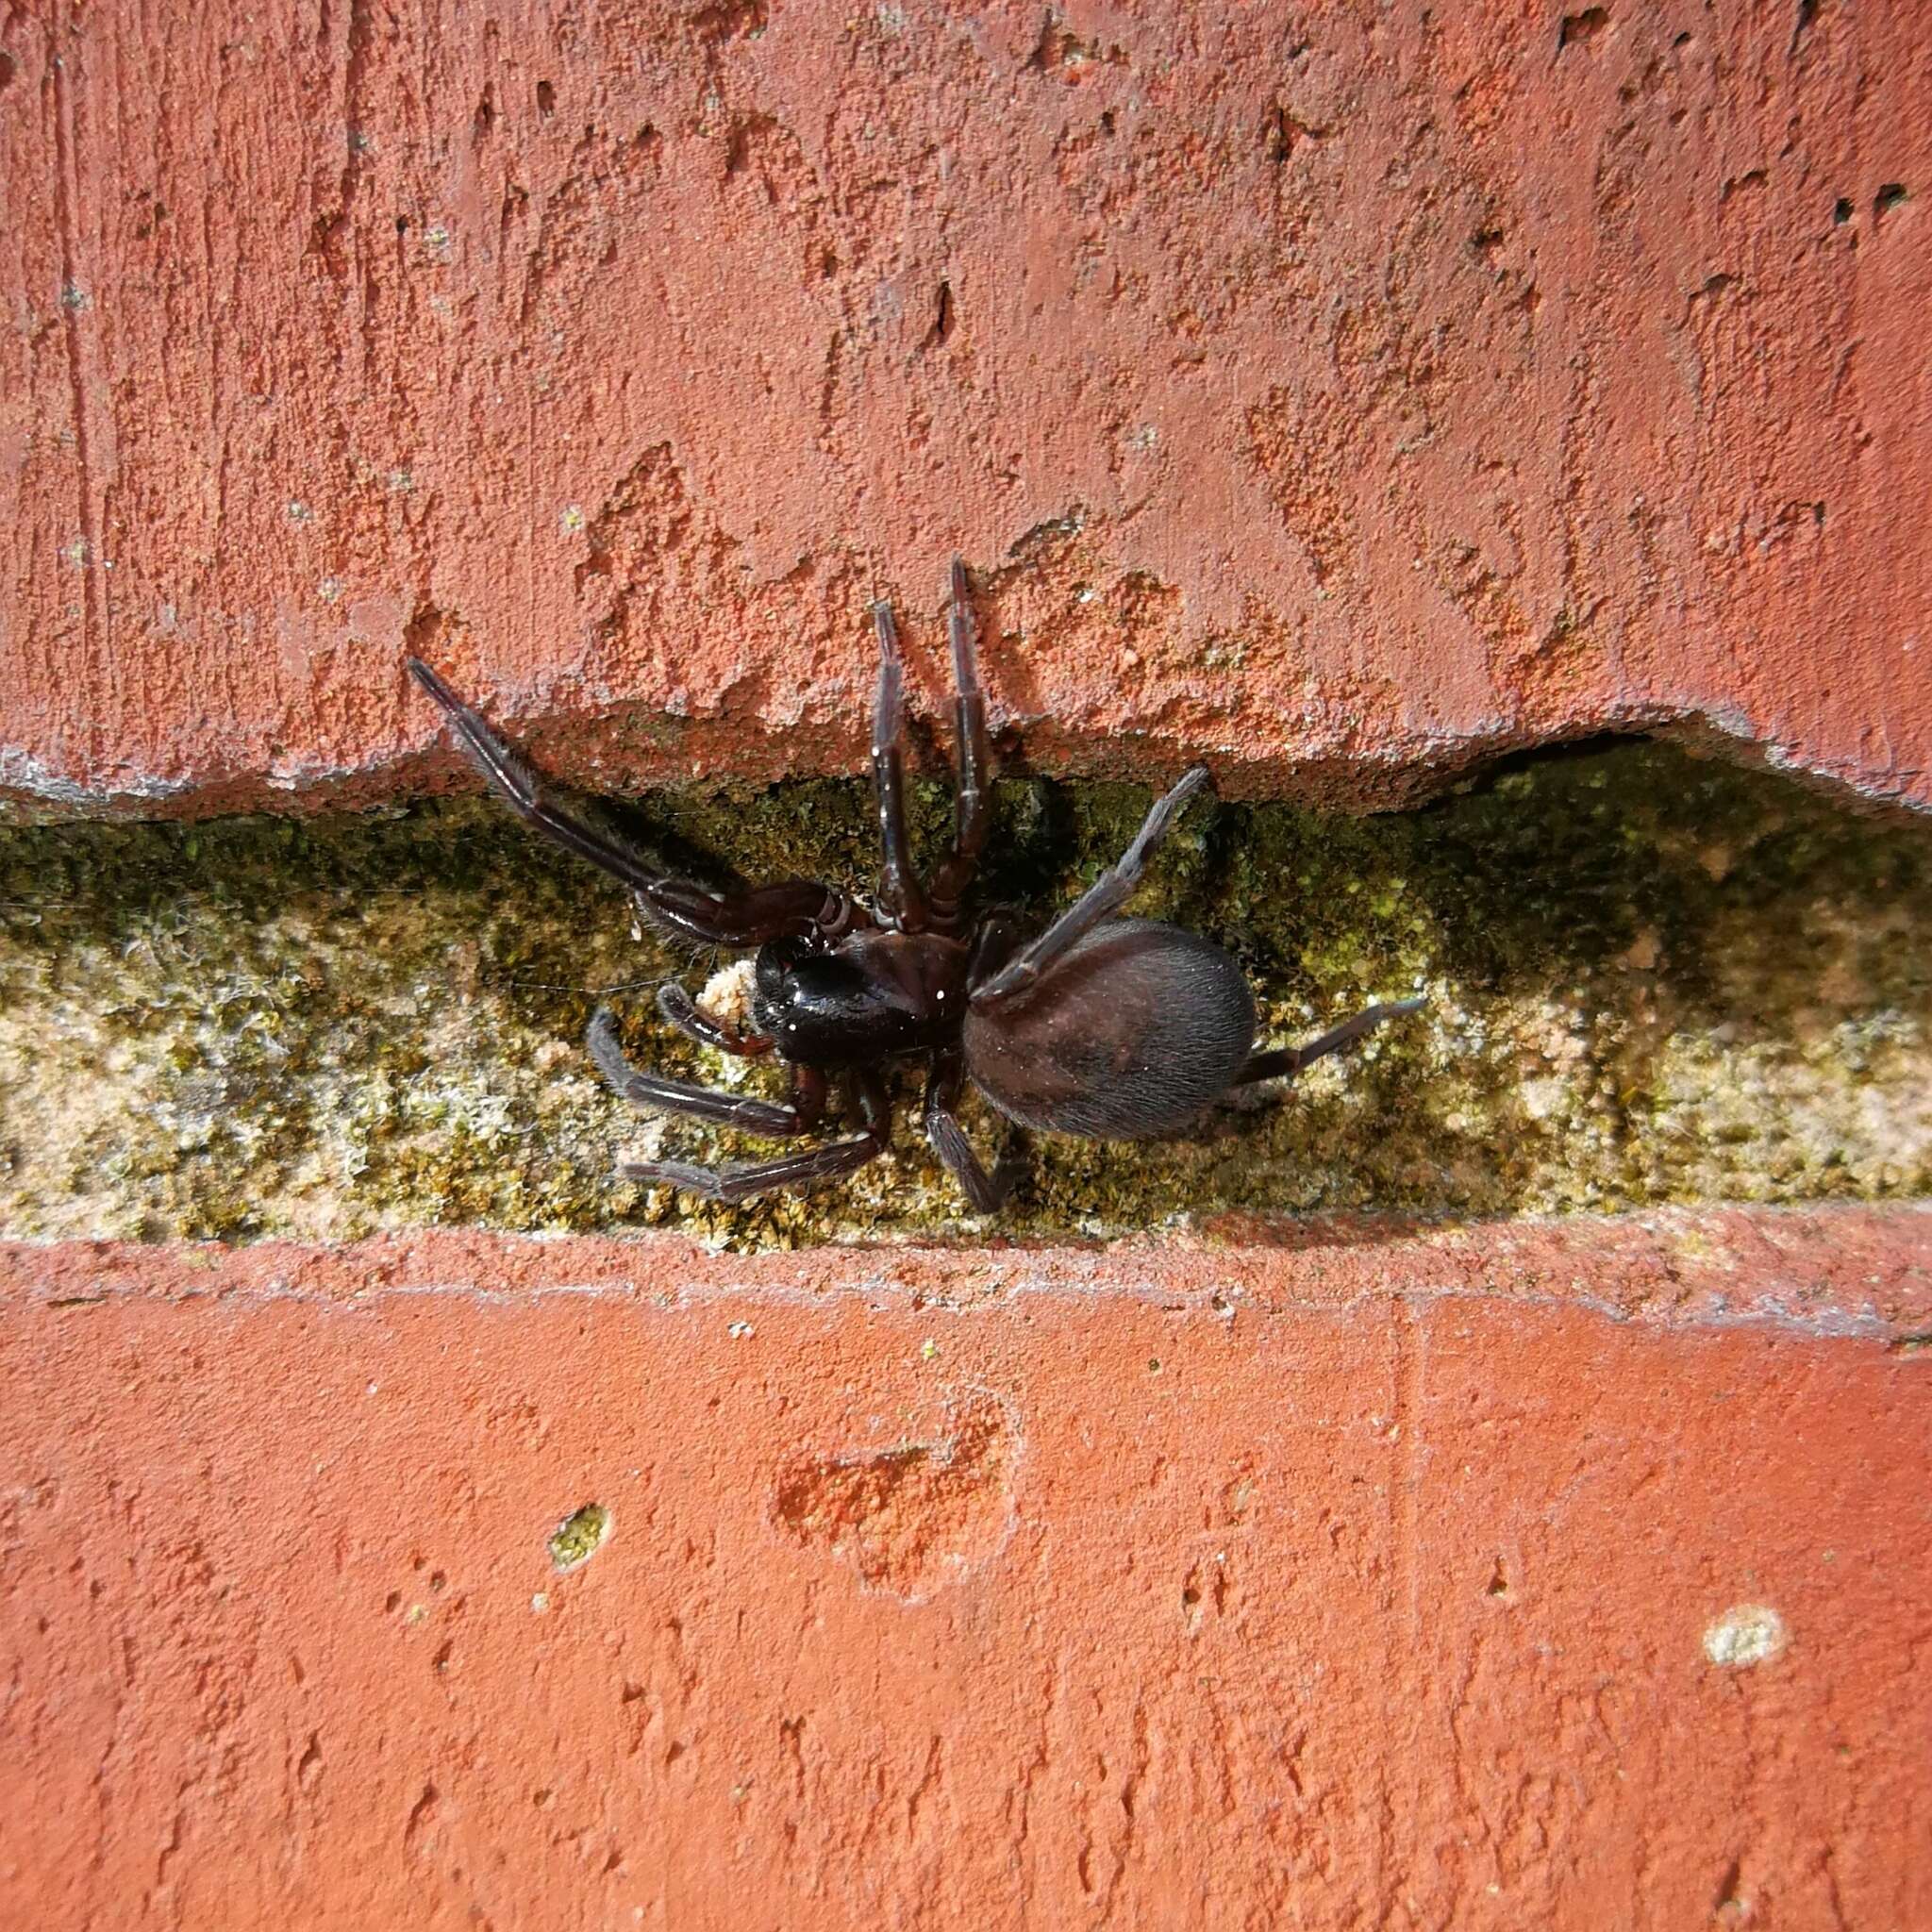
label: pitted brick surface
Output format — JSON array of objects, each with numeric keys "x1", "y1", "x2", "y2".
[
  {"x1": 4, "y1": 2, "x2": 1927, "y2": 811},
  {"x1": 3, "y1": 1219, "x2": 1930, "y2": 1927}
]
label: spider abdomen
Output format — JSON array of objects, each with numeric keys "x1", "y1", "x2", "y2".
[{"x1": 963, "y1": 919, "x2": 1257, "y2": 1139}]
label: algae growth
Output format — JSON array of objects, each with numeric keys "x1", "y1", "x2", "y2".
[
  {"x1": 548, "y1": 1503, "x2": 613, "y2": 1573},
  {"x1": 0, "y1": 741, "x2": 1927, "y2": 1247}
]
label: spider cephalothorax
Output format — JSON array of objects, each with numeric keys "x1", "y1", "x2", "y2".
[{"x1": 408, "y1": 559, "x2": 1422, "y2": 1209}]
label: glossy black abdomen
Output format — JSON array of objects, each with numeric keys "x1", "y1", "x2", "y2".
[{"x1": 962, "y1": 918, "x2": 1257, "y2": 1139}]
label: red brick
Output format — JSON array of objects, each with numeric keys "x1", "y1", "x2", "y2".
[
  {"x1": 4, "y1": 3, "x2": 1927, "y2": 812},
  {"x1": 2, "y1": 1211, "x2": 1929, "y2": 1926}
]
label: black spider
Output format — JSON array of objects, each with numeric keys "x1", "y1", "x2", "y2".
[{"x1": 408, "y1": 558, "x2": 1423, "y2": 1211}]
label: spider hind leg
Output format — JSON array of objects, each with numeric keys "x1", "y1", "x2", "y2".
[
  {"x1": 623, "y1": 1073, "x2": 892, "y2": 1206},
  {"x1": 1234, "y1": 996, "x2": 1426, "y2": 1088}
]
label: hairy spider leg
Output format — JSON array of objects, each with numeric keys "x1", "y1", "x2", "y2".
[
  {"x1": 408, "y1": 658, "x2": 855, "y2": 945},
  {"x1": 970, "y1": 763, "x2": 1214, "y2": 1008},
  {"x1": 922, "y1": 1049, "x2": 1015, "y2": 1214},
  {"x1": 868, "y1": 603, "x2": 928, "y2": 932},
  {"x1": 915, "y1": 1058, "x2": 1020, "y2": 1205},
  {"x1": 623, "y1": 1070, "x2": 892, "y2": 1205},
  {"x1": 1233, "y1": 996, "x2": 1427, "y2": 1087},
  {"x1": 657, "y1": 981, "x2": 774, "y2": 1057},
  {"x1": 641, "y1": 877, "x2": 858, "y2": 950},
  {"x1": 589, "y1": 1007, "x2": 824, "y2": 1132},
  {"x1": 926, "y1": 557, "x2": 993, "y2": 931}
]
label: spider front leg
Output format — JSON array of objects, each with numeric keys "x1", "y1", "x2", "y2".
[
  {"x1": 869, "y1": 601, "x2": 928, "y2": 933},
  {"x1": 409, "y1": 657, "x2": 673, "y2": 897},
  {"x1": 637, "y1": 878, "x2": 863, "y2": 949},
  {"x1": 624, "y1": 1071, "x2": 894, "y2": 1205},
  {"x1": 926, "y1": 557, "x2": 992, "y2": 930},
  {"x1": 408, "y1": 657, "x2": 858, "y2": 944}
]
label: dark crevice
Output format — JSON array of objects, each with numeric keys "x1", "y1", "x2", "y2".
[
  {"x1": 1557, "y1": 8, "x2": 1609, "y2": 53},
  {"x1": 2, "y1": 741, "x2": 1926, "y2": 1246},
  {"x1": 922, "y1": 280, "x2": 956, "y2": 351}
]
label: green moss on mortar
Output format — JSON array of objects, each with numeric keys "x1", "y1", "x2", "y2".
[
  {"x1": 1, "y1": 742, "x2": 1927, "y2": 1247},
  {"x1": 548, "y1": 1503, "x2": 612, "y2": 1572}
]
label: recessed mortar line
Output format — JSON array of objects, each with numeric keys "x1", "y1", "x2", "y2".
[
  {"x1": 3, "y1": 744, "x2": 1929, "y2": 1244},
  {"x1": 11, "y1": 708, "x2": 1932, "y2": 820}
]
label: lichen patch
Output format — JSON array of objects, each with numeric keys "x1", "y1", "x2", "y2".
[
  {"x1": 1703, "y1": 1604, "x2": 1789, "y2": 1668},
  {"x1": 548, "y1": 1504, "x2": 613, "y2": 1574}
]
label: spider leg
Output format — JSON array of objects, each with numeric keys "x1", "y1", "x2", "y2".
[
  {"x1": 869, "y1": 601, "x2": 928, "y2": 933},
  {"x1": 409, "y1": 658, "x2": 856, "y2": 944},
  {"x1": 640, "y1": 877, "x2": 860, "y2": 949},
  {"x1": 970, "y1": 764, "x2": 1212, "y2": 1008},
  {"x1": 923, "y1": 1050, "x2": 1017, "y2": 1214},
  {"x1": 590, "y1": 1008, "x2": 824, "y2": 1131},
  {"x1": 657, "y1": 981, "x2": 774, "y2": 1058},
  {"x1": 964, "y1": 910, "x2": 1024, "y2": 991},
  {"x1": 408, "y1": 657, "x2": 670, "y2": 895},
  {"x1": 926, "y1": 558, "x2": 992, "y2": 930},
  {"x1": 624, "y1": 1071, "x2": 892, "y2": 1205},
  {"x1": 1233, "y1": 996, "x2": 1426, "y2": 1088}
]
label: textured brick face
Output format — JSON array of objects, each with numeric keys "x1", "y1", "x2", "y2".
[
  {"x1": 3, "y1": 2, "x2": 1928, "y2": 809},
  {"x1": 2, "y1": 1225, "x2": 1930, "y2": 1929}
]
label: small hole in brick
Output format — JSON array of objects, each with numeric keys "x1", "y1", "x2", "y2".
[
  {"x1": 1874, "y1": 183, "x2": 1908, "y2": 220},
  {"x1": 549, "y1": 1502, "x2": 612, "y2": 1572},
  {"x1": 922, "y1": 280, "x2": 955, "y2": 351},
  {"x1": 1833, "y1": 197, "x2": 1855, "y2": 225},
  {"x1": 1715, "y1": 1857, "x2": 1744, "y2": 1909},
  {"x1": 1557, "y1": 7, "x2": 1608, "y2": 51},
  {"x1": 537, "y1": 79, "x2": 557, "y2": 115}
]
